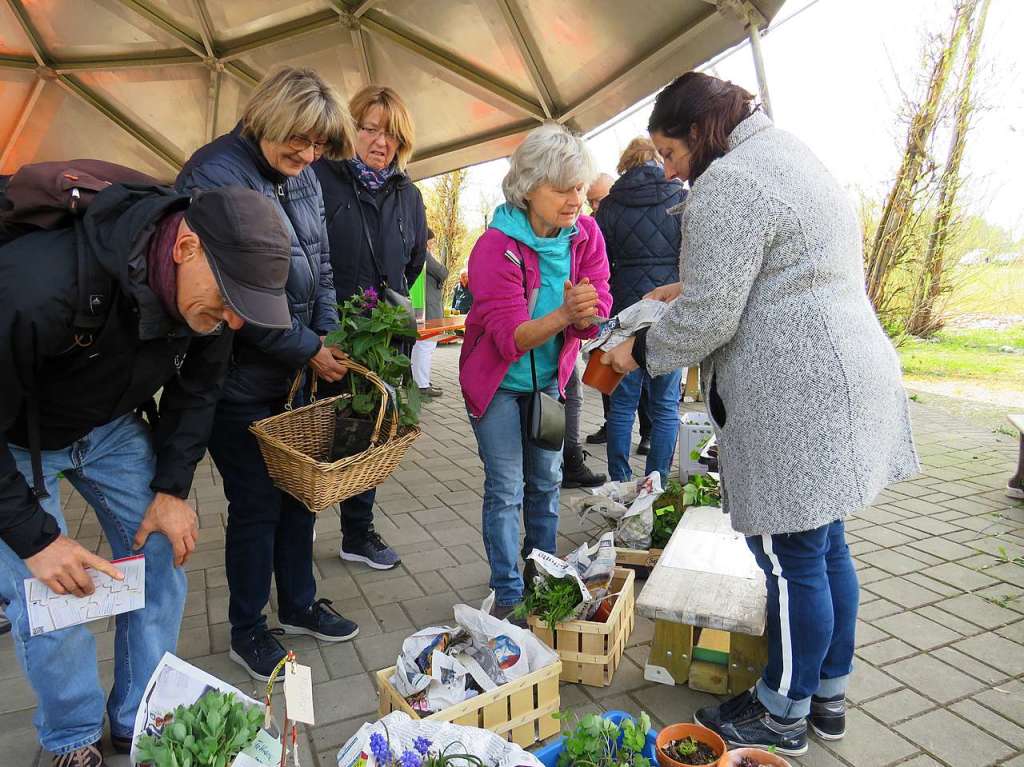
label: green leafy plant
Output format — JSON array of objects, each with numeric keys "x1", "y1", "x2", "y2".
[
  {"x1": 134, "y1": 690, "x2": 264, "y2": 767},
  {"x1": 683, "y1": 473, "x2": 720, "y2": 507},
  {"x1": 324, "y1": 288, "x2": 421, "y2": 428},
  {"x1": 651, "y1": 479, "x2": 685, "y2": 549},
  {"x1": 513, "y1": 575, "x2": 583, "y2": 631},
  {"x1": 555, "y1": 712, "x2": 652, "y2": 767}
]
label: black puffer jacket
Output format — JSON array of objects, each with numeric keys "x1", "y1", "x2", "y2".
[
  {"x1": 313, "y1": 159, "x2": 428, "y2": 302},
  {"x1": 0, "y1": 185, "x2": 233, "y2": 558},
  {"x1": 177, "y1": 124, "x2": 338, "y2": 403},
  {"x1": 594, "y1": 164, "x2": 687, "y2": 315}
]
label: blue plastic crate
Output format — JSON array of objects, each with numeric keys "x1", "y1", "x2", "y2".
[{"x1": 531, "y1": 710, "x2": 659, "y2": 767}]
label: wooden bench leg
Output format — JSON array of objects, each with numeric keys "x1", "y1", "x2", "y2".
[
  {"x1": 728, "y1": 631, "x2": 769, "y2": 695},
  {"x1": 645, "y1": 620, "x2": 692, "y2": 685},
  {"x1": 1011, "y1": 434, "x2": 1024, "y2": 486}
]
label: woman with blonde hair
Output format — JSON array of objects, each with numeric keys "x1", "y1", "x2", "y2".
[
  {"x1": 177, "y1": 66, "x2": 360, "y2": 681},
  {"x1": 315, "y1": 85, "x2": 428, "y2": 570}
]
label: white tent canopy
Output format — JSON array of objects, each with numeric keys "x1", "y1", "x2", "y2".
[{"x1": 0, "y1": 0, "x2": 783, "y2": 181}]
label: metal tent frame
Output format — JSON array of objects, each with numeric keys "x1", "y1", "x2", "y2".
[{"x1": 1, "y1": 0, "x2": 782, "y2": 180}]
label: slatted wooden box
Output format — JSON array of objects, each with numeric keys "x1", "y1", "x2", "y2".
[
  {"x1": 375, "y1": 661, "x2": 561, "y2": 748},
  {"x1": 615, "y1": 547, "x2": 663, "y2": 568},
  {"x1": 527, "y1": 567, "x2": 636, "y2": 687}
]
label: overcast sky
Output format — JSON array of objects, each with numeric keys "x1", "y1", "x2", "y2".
[{"x1": 457, "y1": 0, "x2": 1024, "y2": 238}]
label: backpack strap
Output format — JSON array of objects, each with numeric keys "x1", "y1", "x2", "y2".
[{"x1": 71, "y1": 217, "x2": 111, "y2": 346}]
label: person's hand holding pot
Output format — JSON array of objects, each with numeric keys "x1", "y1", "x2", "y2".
[
  {"x1": 644, "y1": 282, "x2": 682, "y2": 303},
  {"x1": 602, "y1": 336, "x2": 639, "y2": 374}
]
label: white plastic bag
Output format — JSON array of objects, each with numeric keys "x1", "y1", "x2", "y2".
[{"x1": 571, "y1": 472, "x2": 663, "y2": 549}]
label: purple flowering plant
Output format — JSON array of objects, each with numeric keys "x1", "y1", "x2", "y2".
[
  {"x1": 357, "y1": 726, "x2": 486, "y2": 767},
  {"x1": 325, "y1": 288, "x2": 421, "y2": 428}
]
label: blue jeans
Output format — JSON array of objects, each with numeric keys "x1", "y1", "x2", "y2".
[
  {"x1": 469, "y1": 387, "x2": 562, "y2": 606},
  {"x1": 206, "y1": 400, "x2": 316, "y2": 640},
  {"x1": 606, "y1": 368, "x2": 682, "y2": 483},
  {"x1": 747, "y1": 520, "x2": 859, "y2": 719},
  {"x1": 0, "y1": 414, "x2": 186, "y2": 754}
]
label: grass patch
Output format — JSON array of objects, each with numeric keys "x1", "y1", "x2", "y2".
[
  {"x1": 944, "y1": 262, "x2": 1024, "y2": 317},
  {"x1": 898, "y1": 326, "x2": 1024, "y2": 387}
]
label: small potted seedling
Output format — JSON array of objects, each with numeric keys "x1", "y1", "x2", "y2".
[
  {"x1": 718, "y1": 748, "x2": 791, "y2": 767},
  {"x1": 655, "y1": 723, "x2": 725, "y2": 767}
]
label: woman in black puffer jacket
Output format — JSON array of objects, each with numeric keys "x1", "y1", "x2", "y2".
[
  {"x1": 177, "y1": 67, "x2": 361, "y2": 681},
  {"x1": 594, "y1": 138, "x2": 687, "y2": 485}
]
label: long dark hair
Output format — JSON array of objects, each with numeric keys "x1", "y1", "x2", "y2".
[{"x1": 648, "y1": 72, "x2": 756, "y2": 185}]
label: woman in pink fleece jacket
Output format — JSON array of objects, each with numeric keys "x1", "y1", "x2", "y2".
[{"x1": 459, "y1": 123, "x2": 611, "y2": 620}]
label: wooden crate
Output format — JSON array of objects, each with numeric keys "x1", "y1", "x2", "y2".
[
  {"x1": 527, "y1": 568, "x2": 636, "y2": 687},
  {"x1": 615, "y1": 547, "x2": 662, "y2": 568},
  {"x1": 375, "y1": 661, "x2": 561, "y2": 748}
]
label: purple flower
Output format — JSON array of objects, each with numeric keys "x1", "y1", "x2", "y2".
[
  {"x1": 412, "y1": 737, "x2": 431, "y2": 756},
  {"x1": 369, "y1": 733, "x2": 392, "y2": 765},
  {"x1": 363, "y1": 286, "x2": 379, "y2": 309},
  {"x1": 399, "y1": 750, "x2": 422, "y2": 767}
]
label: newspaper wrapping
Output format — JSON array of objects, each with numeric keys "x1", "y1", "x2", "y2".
[
  {"x1": 570, "y1": 472, "x2": 664, "y2": 549},
  {"x1": 582, "y1": 299, "x2": 669, "y2": 355},
  {"x1": 524, "y1": 531, "x2": 617, "y2": 621}
]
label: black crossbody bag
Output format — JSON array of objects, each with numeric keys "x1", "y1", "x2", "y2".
[{"x1": 512, "y1": 247, "x2": 565, "y2": 452}]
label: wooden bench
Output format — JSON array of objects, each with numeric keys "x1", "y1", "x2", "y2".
[
  {"x1": 1008, "y1": 414, "x2": 1024, "y2": 500},
  {"x1": 636, "y1": 506, "x2": 768, "y2": 695}
]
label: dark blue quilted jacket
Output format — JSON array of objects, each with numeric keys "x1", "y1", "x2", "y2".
[
  {"x1": 594, "y1": 164, "x2": 687, "y2": 315},
  {"x1": 177, "y1": 124, "x2": 338, "y2": 404}
]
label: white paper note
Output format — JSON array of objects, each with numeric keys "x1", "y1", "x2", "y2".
[
  {"x1": 23, "y1": 554, "x2": 146, "y2": 635},
  {"x1": 284, "y1": 661, "x2": 315, "y2": 725}
]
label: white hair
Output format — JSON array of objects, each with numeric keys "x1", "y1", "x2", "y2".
[{"x1": 501, "y1": 123, "x2": 598, "y2": 210}]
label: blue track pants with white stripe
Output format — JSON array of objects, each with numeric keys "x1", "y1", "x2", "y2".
[{"x1": 746, "y1": 520, "x2": 859, "y2": 719}]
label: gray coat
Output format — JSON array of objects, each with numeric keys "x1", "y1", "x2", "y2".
[
  {"x1": 646, "y1": 110, "x2": 919, "y2": 535},
  {"x1": 424, "y1": 251, "x2": 449, "y2": 321}
]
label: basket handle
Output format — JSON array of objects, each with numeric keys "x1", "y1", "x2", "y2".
[{"x1": 283, "y1": 368, "x2": 318, "y2": 411}]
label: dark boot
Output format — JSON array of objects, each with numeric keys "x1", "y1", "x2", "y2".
[{"x1": 562, "y1": 444, "x2": 607, "y2": 488}]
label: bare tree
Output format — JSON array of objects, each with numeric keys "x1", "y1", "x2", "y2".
[
  {"x1": 864, "y1": 0, "x2": 976, "y2": 312},
  {"x1": 906, "y1": 0, "x2": 992, "y2": 336},
  {"x1": 422, "y1": 168, "x2": 470, "y2": 305}
]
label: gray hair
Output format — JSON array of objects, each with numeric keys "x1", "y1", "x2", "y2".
[{"x1": 502, "y1": 123, "x2": 598, "y2": 210}]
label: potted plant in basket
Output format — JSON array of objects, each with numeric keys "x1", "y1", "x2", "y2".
[
  {"x1": 134, "y1": 690, "x2": 265, "y2": 767},
  {"x1": 324, "y1": 288, "x2": 422, "y2": 460},
  {"x1": 546, "y1": 711, "x2": 653, "y2": 767}
]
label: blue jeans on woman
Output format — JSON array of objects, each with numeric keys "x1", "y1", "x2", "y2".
[
  {"x1": 606, "y1": 367, "x2": 682, "y2": 483},
  {"x1": 746, "y1": 520, "x2": 859, "y2": 719},
  {"x1": 469, "y1": 386, "x2": 562, "y2": 607},
  {"x1": 0, "y1": 414, "x2": 186, "y2": 754}
]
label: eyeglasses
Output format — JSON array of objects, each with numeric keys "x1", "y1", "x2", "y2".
[
  {"x1": 287, "y1": 134, "x2": 327, "y2": 156},
  {"x1": 358, "y1": 125, "x2": 399, "y2": 144}
]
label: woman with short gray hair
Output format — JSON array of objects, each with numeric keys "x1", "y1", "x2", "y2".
[
  {"x1": 604, "y1": 71, "x2": 919, "y2": 755},
  {"x1": 459, "y1": 123, "x2": 612, "y2": 621}
]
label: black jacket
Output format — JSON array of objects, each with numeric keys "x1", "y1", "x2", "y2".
[
  {"x1": 0, "y1": 185, "x2": 233, "y2": 558},
  {"x1": 594, "y1": 164, "x2": 687, "y2": 315},
  {"x1": 177, "y1": 124, "x2": 338, "y2": 403},
  {"x1": 423, "y1": 252, "x2": 449, "y2": 321},
  {"x1": 313, "y1": 159, "x2": 428, "y2": 302}
]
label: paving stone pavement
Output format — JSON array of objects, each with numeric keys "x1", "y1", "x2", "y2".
[{"x1": 2, "y1": 345, "x2": 1023, "y2": 767}]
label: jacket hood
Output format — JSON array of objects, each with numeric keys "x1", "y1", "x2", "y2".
[
  {"x1": 231, "y1": 122, "x2": 288, "y2": 184},
  {"x1": 606, "y1": 163, "x2": 684, "y2": 208},
  {"x1": 83, "y1": 184, "x2": 192, "y2": 340}
]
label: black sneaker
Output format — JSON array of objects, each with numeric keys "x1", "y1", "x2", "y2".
[
  {"x1": 340, "y1": 529, "x2": 401, "y2": 570},
  {"x1": 636, "y1": 437, "x2": 651, "y2": 455},
  {"x1": 810, "y1": 694, "x2": 846, "y2": 740},
  {"x1": 585, "y1": 425, "x2": 607, "y2": 444},
  {"x1": 280, "y1": 598, "x2": 359, "y2": 643},
  {"x1": 562, "y1": 445, "x2": 607, "y2": 489},
  {"x1": 0, "y1": 611, "x2": 10, "y2": 636},
  {"x1": 418, "y1": 386, "x2": 443, "y2": 398},
  {"x1": 229, "y1": 626, "x2": 287, "y2": 682},
  {"x1": 111, "y1": 733, "x2": 132, "y2": 754},
  {"x1": 53, "y1": 741, "x2": 105, "y2": 767},
  {"x1": 490, "y1": 602, "x2": 529, "y2": 629},
  {"x1": 694, "y1": 688, "x2": 808, "y2": 756}
]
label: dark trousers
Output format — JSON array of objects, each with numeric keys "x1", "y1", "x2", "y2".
[
  {"x1": 601, "y1": 386, "x2": 652, "y2": 439},
  {"x1": 207, "y1": 400, "x2": 316, "y2": 640},
  {"x1": 340, "y1": 488, "x2": 376, "y2": 542}
]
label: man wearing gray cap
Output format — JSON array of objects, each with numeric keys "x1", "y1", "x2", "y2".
[{"x1": 0, "y1": 182, "x2": 291, "y2": 767}]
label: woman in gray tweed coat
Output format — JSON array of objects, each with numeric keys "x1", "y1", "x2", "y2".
[{"x1": 604, "y1": 72, "x2": 919, "y2": 756}]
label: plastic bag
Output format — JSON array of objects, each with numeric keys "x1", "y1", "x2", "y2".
[{"x1": 571, "y1": 472, "x2": 663, "y2": 549}]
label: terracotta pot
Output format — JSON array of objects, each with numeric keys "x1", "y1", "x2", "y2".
[
  {"x1": 655, "y1": 723, "x2": 726, "y2": 767},
  {"x1": 582, "y1": 350, "x2": 625, "y2": 395},
  {"x1": 717, "y1": 747, "x2": 792, "y2": 767},
  {"x1": 592, "y1": 598, "x2": 613, "y2": 623}
]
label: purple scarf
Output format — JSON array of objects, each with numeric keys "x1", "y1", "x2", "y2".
[
  {"x1": 147, "y1": 210, "x2": 186, "y2": 323},
  {"x1": 349, "y1": 155, "x2": 397, "y2": 193}
]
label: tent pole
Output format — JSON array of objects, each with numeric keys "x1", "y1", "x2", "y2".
[{"x1": 748, "y1": 18, "x2": 773, "y2": 119}]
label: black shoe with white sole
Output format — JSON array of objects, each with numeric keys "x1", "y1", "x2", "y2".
[
  {"x1": 809, "y1": 694, "x2": 846, "y2": 740},
  {"x1": 694, "y1": 688, "x2": 808, "y2": 757},
  {"x1": 229, "y1": 626, "x2": 287, "y2": 682},
  {"x1": 280, "y1": 598, "x2": 359, "y2": 643},
  {"x1": 340, "y1": 529, "x2": 400, "y2": 570}
]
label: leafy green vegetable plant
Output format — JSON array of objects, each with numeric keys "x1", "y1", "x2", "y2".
[
  {"x1": 682, "y1": 474, "x2": 720, "y2": 508},
  {"x1": 513, "y1": 575, "x2": 583, "y2": 631},
  {"x1": 555, "y1": 711, "x2": 652, "y2": 767},
  {"x1": 324, "y1": 288, "x2": 421, "y2": 428},
  {"x1": 651, "y1": 478, "x2": 685, "y2": 549},
  {"x1": 134, "y1": 690, "x2": 264, "y2": 767}
]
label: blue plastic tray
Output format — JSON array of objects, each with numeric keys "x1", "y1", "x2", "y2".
[{"x1": 531, "y1": 710, "x2": 659, "y2": 767}]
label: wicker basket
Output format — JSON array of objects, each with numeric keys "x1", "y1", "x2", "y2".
[{"x1": 249, "y1": 361, "x2": 420, "y2": 512}]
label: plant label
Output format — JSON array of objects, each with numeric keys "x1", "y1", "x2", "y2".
[{"x1": 284, "y1": 662, "x2": 315, "y2": 725}]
